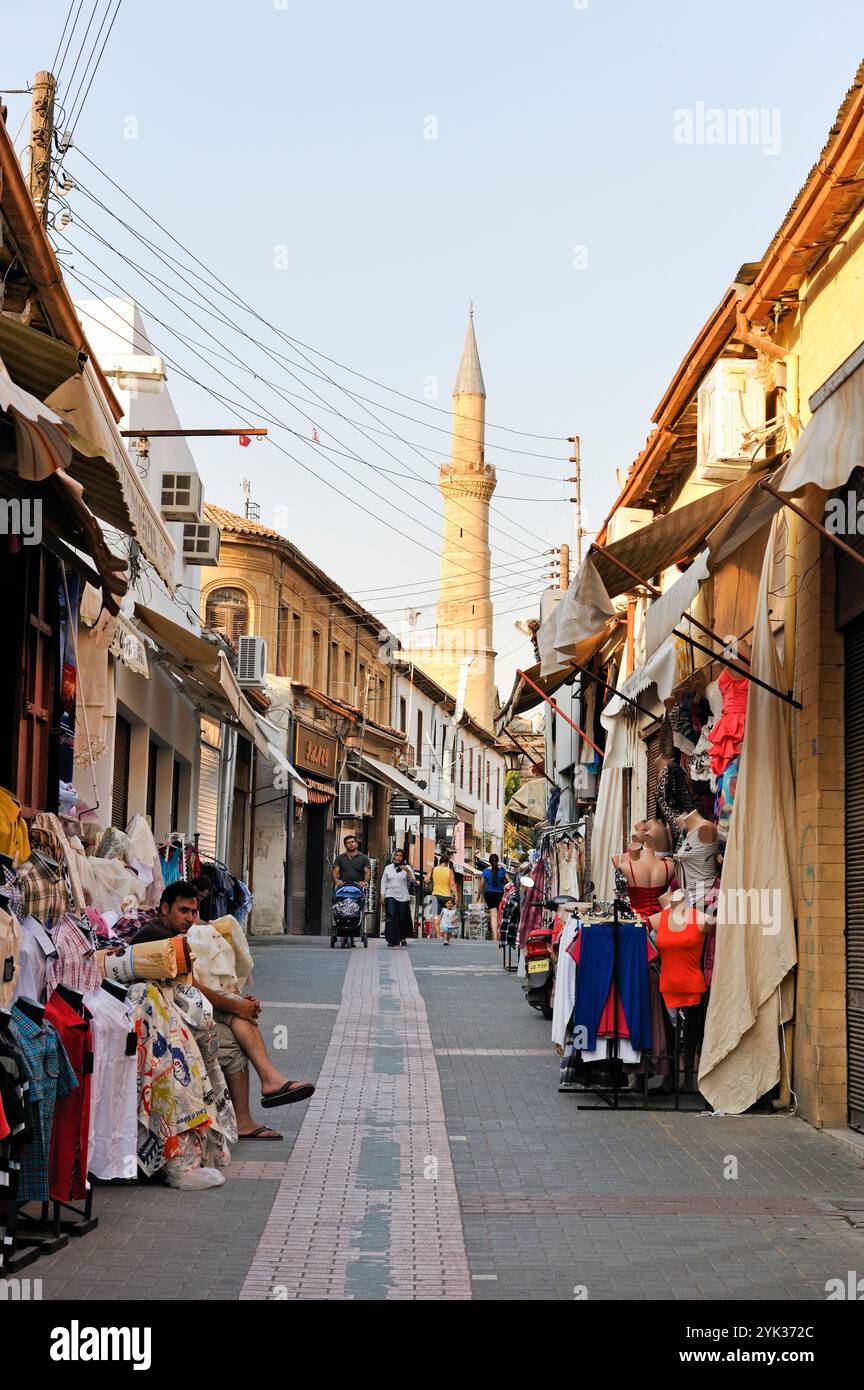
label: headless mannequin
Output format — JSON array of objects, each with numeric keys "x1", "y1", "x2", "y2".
[
  {"x1": 649, "y1": 889, "x2": 709, "y2": 1091},
  {"x1": 633, "y1": 818, "x2": 672, "y2": 853}
]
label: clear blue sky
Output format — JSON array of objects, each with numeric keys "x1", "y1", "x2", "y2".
[{"x1": 5, "y1": 2, "x2": 863, "y2": 695}]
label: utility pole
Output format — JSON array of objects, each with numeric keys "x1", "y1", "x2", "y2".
[
  {"x1": 559, "y1": 543, "x2": 570, "y2": 590},
  {"x1": 28, "y1": 71, "x2": 56, "y2": 225},
  {"x1": 566, "y1": 435, "x2": 582, "y2": 565}
]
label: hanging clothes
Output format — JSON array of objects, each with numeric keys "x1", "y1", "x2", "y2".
[
  {"x1": 10, "y1": 1001, "x2": 78, "y2": 1203},
  {"x1": 655, "y1": 762, "x2": 695, "y2": 836},
  {"x1": 571, "y1": 921, "x2": 653, "y2": 1051},
  {"x1": 12, "y1": 916, "x2": 56, "y2": 1005},
  {"x1": 44, "y1": 990, "x2": 93, "y2": 1201},
  {"x1": 674, "y1": 824, "x2": 721, "y2": 909},
  {"x1": 707, "y1": 669, "x2": 749, "y2": 776},
  {"x1": 129, "y1": 982, "x2": 216, "y2": 1177},
  {"x1": 0, "y1": 906, "x2": 20, "y2": 1008},
  {"x1": 45, "y1": 916, "x2": 100, "y2": 995},
  {"x1": 83, "y1": 987, "x2": 138, "y2": 1181},
  {"x1": 0, "y1": 788, "x2": 30, "y2": 865}
]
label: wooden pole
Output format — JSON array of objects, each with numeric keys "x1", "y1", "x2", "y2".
[
  {"x1": 516, "y1": 669, "x2": 605, "y2": 758},
  {"x1": 559, "y1": 543, "x2": 570, "y2": 590},
  {"x1": 28, "y1": 71, "x2": 56, "y2": 225}
]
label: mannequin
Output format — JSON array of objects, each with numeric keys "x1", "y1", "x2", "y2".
[
  {"x1": 673, "y1": 808, "x2": 721, "y2": 911},
  {"x1": 614, "y1": 836, "x2": 673, "y2": 919},
  {"x1": 633, "y1": 818, "x2": 672, "y2": 854},
  {"x1": 649, "y1": 888, "x2": 709, "y2": 1090}
]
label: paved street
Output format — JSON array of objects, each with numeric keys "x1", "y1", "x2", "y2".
[{"x1": 33, "y1": 936, "x2": 864, "y2": 1301}]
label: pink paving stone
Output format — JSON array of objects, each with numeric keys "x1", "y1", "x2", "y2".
[{"x1": 240, "y1": 941, "x2": 471, "y2": 1302}]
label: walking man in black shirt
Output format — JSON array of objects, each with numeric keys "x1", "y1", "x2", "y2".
[{"x1": 332, "y1": 833, "x2": 371, "y2": 888}]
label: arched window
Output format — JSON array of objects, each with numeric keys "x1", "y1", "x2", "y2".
[{"x1": 205, "y1": 587, "x2": 249, "y2": 646}]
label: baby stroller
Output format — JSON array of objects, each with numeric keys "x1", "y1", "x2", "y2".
[{"x1": 330, "y1": 882, "x2": 368, "y2": 949}]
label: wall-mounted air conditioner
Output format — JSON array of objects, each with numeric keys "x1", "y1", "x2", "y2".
[
  {"x1": 606, "y1": 506, "x2": 653, "y2": 545},
  {"x1": 182, "y1": 522, "x2": 220, "y2": 566},
  {"x1": 161, "y1": 471, "x2": 203, "y2": 522},
  {"x1": 237, "y1": 634, "x2": 267, "y2": 686},
  {"x1": 697, "y1": 359, "x2": 767, "y2": 482},
  {"x1": 337, "y1": 781, "x2": 373, "y2": 817}
]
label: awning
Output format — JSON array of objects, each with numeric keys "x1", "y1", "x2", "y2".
[
  {"x1": 592, "y1": 470, "x2": 769, "y2": 599},
  {"x1": 774, "y1": 342, "x2": 864, "y2": 497},
  {"x1": 349, "y1": 752, "x2": 453, "y2": 817},
  {"x1": 263, "y1": 740, "x2": 309, "y2": 803},
  {"x1": 539, "y1": 558, "x2": 616, "y2": 677},
  {"x1": 0, "y1": 313, "x2": 85, "y2": 399},
  {"x1": 603, "y1": 634, "x2": 694, "y2": 719},
  {"x1": 495, "y1": 623, "x2": 618, "y2": 729},
  {"x1": 133, "y1": 603, "x2": 266, "y2": 750},
  {"x1": 47, "y1": 367, "x2": 176, "y2": 589},
  {"x1": 305, "y1": 777, "x2": 337, "y2": 805}
]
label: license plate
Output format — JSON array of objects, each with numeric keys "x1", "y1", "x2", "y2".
[{"x1": 528, "y1": 959, "x2": 548, "y2": 974}]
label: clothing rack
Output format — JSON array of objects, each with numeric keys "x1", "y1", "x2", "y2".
[{"x1": 571, "y1": 904, "x2": 704, "y2": 1113}]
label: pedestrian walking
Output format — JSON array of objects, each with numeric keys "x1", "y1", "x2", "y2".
[
  {"x1": 333, "y1": 834, "x2": 371, "y2": 888},
  {"x1": 427, "y1": 851, "x2": 459, "y2": 939},
  {"x1": 480, "y1": 853, "x2": 507, "y2": 941},
  {"x1": 439, "y1": 897, "x2": 459, "y2": 944},
  {"x1": 381, "y1": 848, "x2": 415, "y2": 947}
]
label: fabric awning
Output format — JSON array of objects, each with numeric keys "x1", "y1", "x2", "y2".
[
  {"x1": 349, "y1": 752, "x2": 453, "y2": 817},
  {"x1": 0, "y1": 313, "x2": 85, "y2": 399},
  {"x1": 305, "y1": 777, "x2": 336, "y2": 805},
  {"x1": 262, "y1": 739, "x2": 308, "y2": 803},
  {"x1": 47, "y1": 367, "x2": 176, "y2": 589},
  {"x1": 495, "y1": 623, "x2": 618, "y2": 729},
  {"x1": 593, "y1": 471, "x2": 769, "y2": 599},
  {"x1": 133, "y1": 603, "x2": 265, "y2": 748},
  {"x1": 539, "y1": 558, "x2": 616, "y2": 677},
  {"x1": 774, "y1": 343, "x2": 864, "y2": 497}
]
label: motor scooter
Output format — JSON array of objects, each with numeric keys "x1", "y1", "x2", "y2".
[{"x1": 521, "y1": 896, "x2": 579, "y2": 1020}]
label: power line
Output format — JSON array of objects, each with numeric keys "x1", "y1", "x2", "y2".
[
  {"x1": 57, "y1": 0, "x2": 100, "y2": 112},
  {"x1": 65, "y1": 0, "x2": 122, "y2": 140},
  {"x1": 61, "y1": 251, "x2": 549, "y2": 572},
  {"x1": 53, "y1": 0, "x2": 86, "y2": 89},
  {"x1": 51, "y1": 0, "x2": 81, "y2": 77},
  {"x1": 68, "y1": 145, "x2": 567, "y2": 443},
  {"x1": 64, "y1": 261, "x2": 545, "y2": 598},
  {"x1": 67, "y1": 179, "x2": 568, "y2": 468},
  {"x1": 60, "y1": 224, "x2": 548, "y2": 554},
  {"x1": 62, "y1": 210, "x2": 551, "y2": 553}
]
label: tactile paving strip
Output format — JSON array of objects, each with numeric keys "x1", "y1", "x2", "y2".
[{"x1": 240, "y1": 942, "x2": 472, "y2": 1300}]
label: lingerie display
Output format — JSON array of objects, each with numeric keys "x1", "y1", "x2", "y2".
[{"x1": 655, "y1": 761, "x2": 695, "y2": 838}]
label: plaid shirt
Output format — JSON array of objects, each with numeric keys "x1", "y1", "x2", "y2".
[
  {"x1": 45, "y1": 916, "x2": 100, "y2": 996},
  {"x1": 10, "y1": 1004, "x2": 77, "y2": 1202},
  {"x1": 16, "y1": 858, "x2": 69, "y2": 930}
]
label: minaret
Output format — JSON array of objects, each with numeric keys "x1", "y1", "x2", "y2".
[{"x1": 428, "y1": 308, "x2": 497, "y2": 729}]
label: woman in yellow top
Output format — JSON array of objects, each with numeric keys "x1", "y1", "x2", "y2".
[{"x1": 428, "y1": 854, "x2": 458, "y2": 939}]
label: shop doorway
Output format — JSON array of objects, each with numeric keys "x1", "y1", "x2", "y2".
[
  {"x1": 844, "y1": 611, "x2": 864, "y2": 1133},
  {"x1": 304, "y1": 803, "x2": 327, "y2": 933}
]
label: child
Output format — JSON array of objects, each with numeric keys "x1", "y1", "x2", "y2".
[{"x1": 439, "y1": 897, "x2": 459, "y2": 944}]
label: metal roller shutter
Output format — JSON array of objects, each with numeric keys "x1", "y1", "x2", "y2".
[
  {"x1": 112, "y1": 715, "x2": 130, "y2": 830},
  {"x1": 845, "y1": 615, "x2": 864, "y2": 1132},
  {"x1": 291, "y1": 810, "x2": 308, "y2": 934},
  {"x1": 197, "y1": 743, "x2": 220, "y2": 861}
]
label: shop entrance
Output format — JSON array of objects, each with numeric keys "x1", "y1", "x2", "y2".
[{"x1": 304, "y1": 803, "x2": 328, "y2": 933}]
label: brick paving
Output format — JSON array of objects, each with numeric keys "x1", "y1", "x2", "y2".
[
  {"x1": 22, "y1": 931, "x2": 864, "y2": 1301},
  {"x1": 240, "y1": 940, "x2": 471, "y2": 1300}
]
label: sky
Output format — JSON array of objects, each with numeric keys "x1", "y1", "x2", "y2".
[{"x1": 4, "y1": 1, "x2": 864, "y2": 699}]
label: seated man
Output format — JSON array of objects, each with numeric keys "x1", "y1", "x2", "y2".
[{"x1": 131, "y1": 882, "x2": 314, "y2": 1140}]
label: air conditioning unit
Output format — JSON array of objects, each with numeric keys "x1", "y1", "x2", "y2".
[
  {"x1": 161, "y1": 471, "x2": 204, "y2": 522},
  {"x1": 237, "y1": 634, "x2": 267, "y2": 686},
  {"x1": 182, "y1": 522, "x2": 220, "y2": 566},
  {"x1": 606, "y1": 506, "x2": 653, "y2": 545},
  {"x1": 336, "y1": 781, "x2": 373, "y2": 817},
  {"x1": 697, "y1": 359, "x2": 767, "y2": 482}
]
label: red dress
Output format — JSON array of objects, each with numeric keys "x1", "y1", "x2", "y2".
[
  {"x1": 656, "y1": 908, "x2": 707, "y2": 1008},
  {"x1": 708, "y1": 668, "x2": 749, "y2": 775}
]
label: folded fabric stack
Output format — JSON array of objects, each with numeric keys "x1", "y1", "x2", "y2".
[{"x1": 98, "y1": 935, "x2": 193, "y2": 985}]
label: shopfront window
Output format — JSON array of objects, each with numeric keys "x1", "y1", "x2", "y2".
[{"x1": 205, "y1": 587, "x2": 249, "y2": 647}]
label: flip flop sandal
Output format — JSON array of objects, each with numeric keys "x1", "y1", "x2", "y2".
[
  {"x1": 237, "y1": 1126, "x2": 283, "y2": 1140},
  {"x1": 260, "y1": 1081, "x2": 316, "y2": 1108}
]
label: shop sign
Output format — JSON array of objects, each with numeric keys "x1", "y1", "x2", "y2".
[
  {"x1": 294, "y1": 722, "x2": 338, "y2": 779},
  {"x1": 111, "y1": 615, "x2": 150, "y2": 677}
]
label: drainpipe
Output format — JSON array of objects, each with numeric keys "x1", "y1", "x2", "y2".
[{"x1": 733, "y1": 306, "x2": 786, "y2": 361}]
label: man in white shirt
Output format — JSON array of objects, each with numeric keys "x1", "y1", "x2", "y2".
[{"x1": 380, "y1": 849, "x2": 415, "y2": 947}]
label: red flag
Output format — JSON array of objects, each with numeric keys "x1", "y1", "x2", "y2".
[
  {"x1": 312, "y1": 429, "x2": 320, "y2": 444},
  {"x1": 238, "y1": 434, "x2": 251, "y2": 447}
]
